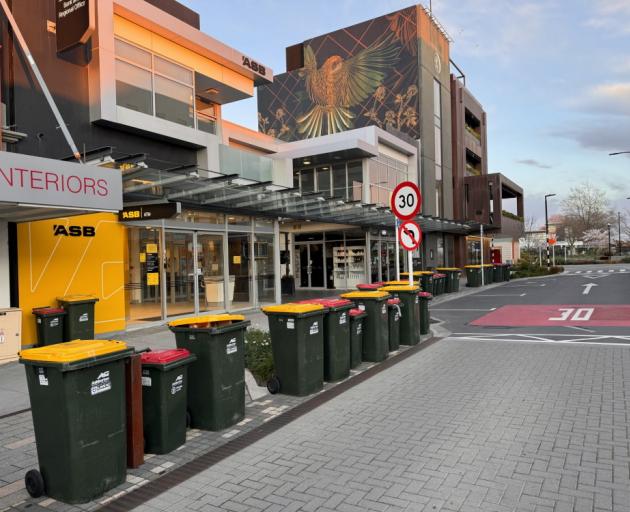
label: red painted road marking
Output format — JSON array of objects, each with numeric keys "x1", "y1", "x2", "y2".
[{"x1": 471, "y1": 305, "x2": 630, "y2": 327}]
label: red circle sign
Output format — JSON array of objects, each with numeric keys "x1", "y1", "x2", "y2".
[
  {"x1": 398, "y1": 220, "x2": 423, "y2": 251},
  {"x1": 391, "y1": 181, "x2": 422, "y2": 220}
]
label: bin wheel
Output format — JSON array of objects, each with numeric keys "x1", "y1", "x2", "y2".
[
  {"x1": 25, "y1": 469, "x2": 45, "y2": 498},
  {"x1": 186, "y1": 410, "x2": 192, "y2": 429},
  {"x1": 266, "y1": 376, "x2": 280, "y2": 395}
]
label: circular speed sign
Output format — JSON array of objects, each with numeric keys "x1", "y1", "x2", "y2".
[{"x1": 390, "y1": 181, "x2": 422, "y2": 220}]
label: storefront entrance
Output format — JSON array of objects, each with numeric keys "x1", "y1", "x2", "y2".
[{"x1": 297, "y1": 243, "x2": 325, "y2": 288}]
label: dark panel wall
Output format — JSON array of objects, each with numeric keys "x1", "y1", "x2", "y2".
[
  {"x1": 4, "y1": 0, "x2": 197, "y2": 168},
  {"x1": 257, "y1": 6, "x2": 420, "y2": 141},
  {"x1": 144, "y1": 0, "x2": 200, "y2": 29}
]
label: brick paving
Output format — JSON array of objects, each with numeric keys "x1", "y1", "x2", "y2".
[{"x1": 128, "y1": 338, "x2": 630, "y2": 512}]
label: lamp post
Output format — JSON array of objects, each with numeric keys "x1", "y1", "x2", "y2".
[
  {"x1": 619, "y1": 211, "x2": 623, "y2": 256},
  {"x1": 545, "y1": 193, "x2": 556, "y2": 270},
  {"x1": 607, "y1": 223, "x2": 612, "y2": 262},
  {"x1": 609, "y1": 151, "x2": 630, "y2": 156}
]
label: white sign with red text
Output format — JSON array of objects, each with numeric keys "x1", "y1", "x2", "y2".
[{"x1": 0, "y1": 151, "x2": 122, "y2": 211}]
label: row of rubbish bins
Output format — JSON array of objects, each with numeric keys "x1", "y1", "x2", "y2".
[
  {"x1": 18, "y1": 313, "x2": 251, "y2": 504},
  {"x1": 464, "y1": 263, "x2": 512, "y2": 287},
  {"x1": 32, "y1": 295, "x2": 99, "y2": 346},
  {"x1": 261, "y1": 282, "x2": 433, "y2": 397}
]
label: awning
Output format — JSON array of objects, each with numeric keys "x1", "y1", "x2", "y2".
[{"x1": 122, "y1": 166, "x2": 470, "y2": 234}]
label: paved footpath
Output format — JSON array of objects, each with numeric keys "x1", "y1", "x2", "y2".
[{"x1": 132, "y1": 338, "x2": 630, "y2": 512}]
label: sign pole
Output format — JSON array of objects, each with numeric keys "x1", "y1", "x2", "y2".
[
  {"x1": 480, "y1": 224, "x2": 485, "y2": 286},
  {"x1": 395, "y1": 218, "x2": 401, "y2": 282},
  {"x1": 408, "y1": 251, "x2": 413, "y2": 287}
]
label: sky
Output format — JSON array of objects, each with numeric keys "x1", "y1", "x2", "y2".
[{"x1": 179, "y1": 0, "x2": 630, "y2": 226}]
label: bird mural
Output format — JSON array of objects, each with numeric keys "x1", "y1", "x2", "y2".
[{"x1": 296, "y1": 38, "x2": 400, "y2": 138}]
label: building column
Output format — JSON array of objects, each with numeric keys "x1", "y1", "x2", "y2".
[
  {"x1": 0, "y1": 221, "x2": 9, "y2": 308},
  {"x1": 273, "y1": 219, "x2": 281, "y2": 304}
]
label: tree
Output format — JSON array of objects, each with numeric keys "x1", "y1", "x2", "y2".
[
  {"x1": 520, "y1": 216, "x2": 543, "y2": 251},
  {"x1": 561, "y1": 183, "x2": 615, "y2": 245}
]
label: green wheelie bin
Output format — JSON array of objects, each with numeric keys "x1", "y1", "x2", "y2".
[
  {"x1": 504, "y1": 263, "x2": 512, "y2": 281},
  {"x1": 386, "y1": 298, "x2": 401, "y2": 351},
  {"x1": 492, "y1": 264, "x2": 503, "y2": 282},
  {"x1": 483, "y1": 264, "x2": 494, "y2": 284},
  {"x1": 402, "y1": 271, "x2": 435, "y2": 292},
  {"x1": 348, "y1": 308, "x2": 366, "y2": 368},
  {"x1": 297, "y1": 298, "x2": 352, "y2": 382},
  {"x1": 436, "y1": 268, "x2": 461, "y2": 293},
  {"x1": 168, "y1": 314, "x2": 250, "y2": 431},
  {"x1": 19, "y1": 340, "x2": 133, "y2": 503},
  {"x1": 464, "y1": 265, "x2": 482, "y2": 287},
  {"x1": 418, "y1": 292, "x2": 433, "y2": 335},
  {"x1": 262, "y1": 303, "x2": 326, "y2": 396},
  {"x1": 340, "y1": 291, "x2": 390, "y2": 362},
  {"x1": 379, "y1": 285, "x2": 421, "y2": 346},
  {"x1": 432, "y1": 273, "x2": 446, "y2": 296},
  {"x1": 32, "y1": 307, "x2": 67, "y2": 346},
  {"x1": 57, "y1": 295, "x2": 99, "y2": 341},
  {"x1": 140, "y1": 348, "x2": 197, "y2": 454}
]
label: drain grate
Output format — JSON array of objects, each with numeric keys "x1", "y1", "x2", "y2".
[{"x1": 99, "y1": 337, "x2": 440, "y2": 511}]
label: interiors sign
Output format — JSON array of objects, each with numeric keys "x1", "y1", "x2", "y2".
[
  {"x1": 56, "y1": 0, "x2": 95, "y2": 52},
  {"x1": 0, "y1": 151, "x2": 122, "y2": 211}
]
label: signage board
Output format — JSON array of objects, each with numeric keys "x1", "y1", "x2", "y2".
[
  {"x1": 118, "y1": 203, "x2": 180, "y2": 222},
  {"x1": 56, "y1": 0, "x2": 95, "y2": 52},
  {"x1": 398, "y1": 220, "x2": 422, "y2": 251},
  {"x1": 390, "y1": 181, "x2": 422, "y2": 220},
  {"x1": 0, "y1": 151, "x2": 122, "y2": 211}
]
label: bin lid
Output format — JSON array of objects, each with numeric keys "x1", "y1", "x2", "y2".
[
  {"x1": 32, "y1": 307, "x2": 66, "y2": 315},
  {"x1": 341, "y1": 291, "x2": 390, "y2": 299},
  {"x1": 387, "y1": 298, "x2": 401, "y2": 305},
  {"x1": 141, "y1": 348, "x2": 191, "y2": 365},
  {"x1": 261, "y1": 303, "x2": 324, "y2": 314},
  {"x1": 168, "y1": 314, "x2": 245, "y2": 328},
  {"x1": 435, "y1": 267, "x2": 461, "y2": 271},
  {"x1": 434, "y1": 273, "x2": 447, "y2": 278},
  {"x1": 418, "y1": 291, "x2": 433, "y2": 298},
  {"x1": 384, "y1": 280, "x2": 412, "y2": 286},
  {"x1": 356, "y1": 283, "x2": 383, "y2": 290},
  {"x1": 349, "y1": 308, "x2": 367, "y2": 318},
  {"x1": 20, "y1": 340, "x2": 128, "y2": 363},
  {"x1": 401, "y1": 271, "x2": 434, "y2": 276},
  {"x1": 379, "y1": 285, "x2": 419, "y2": 292},
  {"x1": 296, "y1": 298, "x2": 353, "y2": 308},
  {"x1": 57, "y1": 294, "x2": 99, "y2": 304},
  {"x1": 464, "y1": 265, "x2": 482, "y2": 268}
]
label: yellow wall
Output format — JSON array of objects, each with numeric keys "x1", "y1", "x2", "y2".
[
  {"x1": 17, "y1": 213, "x2": 126, "y2": 347},
  {"x1": 113, "y1": 15, "x2": 253, "y2": 96}
]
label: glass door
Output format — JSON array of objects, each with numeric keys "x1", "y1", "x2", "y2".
[
  {"x1": 196, "y1": 233, "x2": 225, "y2": 311},
  {"x1": 228, "y1": 233, "x2": 252, "y2": 309},
  {"x1": 309, "y1": 243, "x2": 325, "y2": 287},
  {"x1": 165, "y1": 231, "x2": 195, "y2": 317},
  {"x1": 126, "y1": 227, "x2": 162, "y2": 323}
]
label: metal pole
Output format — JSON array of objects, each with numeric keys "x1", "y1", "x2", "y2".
[
  {"x1": 408, "y1": 250, "x2": 413, "y2": 287},
  {"x1": 395, "y1": 218, "x2": 401, "y2": 281},
  {"x1": 545, "y1": 196, "x2": 550, "y2": 270},
  {"x1": 480, "y1": 224, "x2": 484, "y2": 286},
  {"x1": 608, "y1": 224, "x2": 612, "y2": 262},
  {"x1": 618, "y1": 212, "x2": 622, "y2": 255},
  {"x1": 0, "y1": 0, "x2": 82, "y2": 162},
  {"x1": 552, "y1": 244, "x2": 555, "y2": 267}
]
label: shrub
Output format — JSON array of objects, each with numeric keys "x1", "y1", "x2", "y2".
[{"x1": 244, "y1": 328, "x2": 274, "y2": 386}]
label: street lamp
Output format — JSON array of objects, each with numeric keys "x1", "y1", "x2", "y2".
[
  {"x1": 607, "y1": 223, "x2": 612, "y2": 262},
  {"x1": 545, "y1": 193, "x2": 556, "y2": 269},
  {"x1": 609, "y1": 151, "x2": 630, "y2": 156}
]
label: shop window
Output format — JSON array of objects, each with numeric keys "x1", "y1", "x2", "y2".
[
  {"x1": 155, "y1": 56, "x2": 193, "y2": 86},
  {"x1": 115, "y1": 59, "x2": 153, "y2": 115},
  {"x1": 316, "y1": 166, "x2": 331, "y2": 196},
  {"x1": 347, "y1": 161, "x2": 363, "y2": 201},
  {"x1": 332, "y1": 163, "x2": 347, "y2": 198},
  {"x1": 155, "y1": 75, "x2": 194, "y2": 127},
  {"x1": 195, "y1": 97, "x2": 217, "y2": 134},
  {"x1": 301, "y1": 169, "x2": 315, "y2": 194},
  {"x1": 227, "y1": 214, "x2": 251, "y2": 227}
]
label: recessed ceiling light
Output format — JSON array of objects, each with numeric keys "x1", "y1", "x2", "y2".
[
  {"x1": 303, "y1": 160, "x2": 311, "y2": 165},
  {"x1": 205, "y1": 88, "x2": 220, "y2": 95}
]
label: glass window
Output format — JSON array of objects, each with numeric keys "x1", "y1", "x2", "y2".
[
  {"x1": 255, "y1": 234, "x2": 275, "y2": 304},
  {"x1": 155, "y1": 75, "x2": 194, "y2": 127},
  {"x1": 435, "y1": 125, "x2": 442, "y2": 168},
  {"x1": 115, "y1": 60, "x2": 153, "y2": 115},
  {"x1": 293, "y1": 171, "x2": 300, "y2": 190},
  {"x1": 195, "y1": 97, "x2": 217, "y2": 135},
  {"x1": 347, "y1": 161, "x2": 363, "y2": 201},
  {"x1": 301, "y1": 169, "x2": 315, "y2": 194},
  {"x1": 332, "y1": 163, "x2": 347, "y2": 198},
  {"x1": 115, "y1": 39, "x2": 151, "y2": 68},
  {"x1": 433, "y1": 79, "x2": 441, "y2": 120},
  {"x1": 316, "y1": 166, "x2": 331, "y2": 196},
  {"x1": 227, "y1": 214, "x2": 251, "y2": 227},
  {"x1": 155, "y1": 56, "x2": 193, "y2": 85}
]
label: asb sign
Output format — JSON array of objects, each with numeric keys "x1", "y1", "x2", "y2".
[
  {"x1": 55, "y1": 0, "x2": 95, "y2": 52},
  {"x1": 0, "y1": 151, "x2": 122, "y2": 211}
]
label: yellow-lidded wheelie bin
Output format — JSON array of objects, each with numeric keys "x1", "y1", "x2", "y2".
[
  {"x1": 379, "y1": 285, "x2": 421, "y2": 346},
  {"x1": 340, "y1": 291, "x2": 390, "y2": 362},
  {"x1": 464, "y1": 265, "x2": 482, "y2": 287},
  {"x1": 57, "y1": 295, "x2": 99, "y2": 341},
  {"x1": 168, "y1": 315, "x2": 250, "y2": 431},
  {"x1": 348, "y1": 308, "x2": 366, "y2": 368},
  {"x1": 262, "y1": 303, "x2": 326, "y2": 396},
  {"x1": 19, "y1": 340, "x2": 133, "y2": 503},
  {"x1": 140, "y1": 348, "x2": 197, "y2": 454}
]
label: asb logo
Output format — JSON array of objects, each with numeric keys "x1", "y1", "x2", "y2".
[
  {"x1": 242, "y1": 56, "x2": 266, "y2": 76},
  {"x1": 53, "y1": 225, "x2": 96, "y2": 237}
]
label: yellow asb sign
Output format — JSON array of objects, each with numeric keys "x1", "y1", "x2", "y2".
[{"x1": 17, "y1": 213, "x2": 126, "y2": 346}]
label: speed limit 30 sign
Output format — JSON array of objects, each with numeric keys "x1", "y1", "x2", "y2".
[
  {"x1": 390, "y1": 181, "x2": 422, "y2": 220},
  {"x1": 398, "y1": 220, "x2": 422, "y2": 251}
]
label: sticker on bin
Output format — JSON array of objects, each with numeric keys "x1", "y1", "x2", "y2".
[
  {"x1": 141, "y1": 376, "x2": 152, "y2": 387},
  {"x1": 339, "y1": 312, "x2": 347, "y2": 325},
  {"x1": 287, "y1": 318, "x2": 295, "y2": 329},
  {"x1": 226, "y1": 338, "x2": 237, "y2": 355},
  {"x1": 381, "y1": 304, "x2": 387, "y2": 314},
  {"x1": 171, "y1": 374, "x2": 184, "y2": 395},
  {"x1": 90, "y1": 370, "x2": 111, "y2": 396},
  {"x1": 415, "y1": 296, "x2": 419, "y2": 303},
  {"x1": 357, "y1": 324, "x2": 362, "y2": 334},
  {"x1": 395, "y1": 311, "x2": 401, "y2": 321},
  {"x1": 358, "y1": 304, "x2": 366, "y2": 311},
  {"x1": 37, "y1": 367, "x2": 48, "y2": 386},
  {"x1": 50, "y1": 318, "x2": 60, "y2": 327},
  {"x1": 79, "y1": 313, "x2": 89, "y2": 323},
  {"x1": 309, "y1": 321, "x2": 319, "y2": 335},
  {"x1": 36, "y1": 318, "x2": 42, "y2": 324}
]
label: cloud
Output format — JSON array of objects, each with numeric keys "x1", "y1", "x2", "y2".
[
  {"x1": 573, "y1": 82, "x2": 630, "y2": 116},
  {"x1": 586, "y1": 0, "x2": 630, "y2": 34},
  {"x1": 552, "y1": 118, "x2": 630, "y2": 155},
  {"x1": 516, "y1": 159, "x2": 552, "y2": 169}
]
